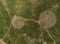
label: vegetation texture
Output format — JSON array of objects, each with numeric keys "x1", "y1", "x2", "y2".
[{"x1": 0, "y1": 0, "x2": 60, "y2": 44}]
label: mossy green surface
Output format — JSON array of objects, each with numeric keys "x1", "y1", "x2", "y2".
[{"x1": 0, "y1": 0, "x2": 60, "y2": 44}]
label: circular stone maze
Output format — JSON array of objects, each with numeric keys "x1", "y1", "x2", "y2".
[{"x1": 0, "y1": 0, "x2": 60, "y2": 44}]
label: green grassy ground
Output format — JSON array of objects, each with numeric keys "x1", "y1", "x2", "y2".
[{"x1": 0, "y1": 0, "x2": 60, "y2": 44}]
